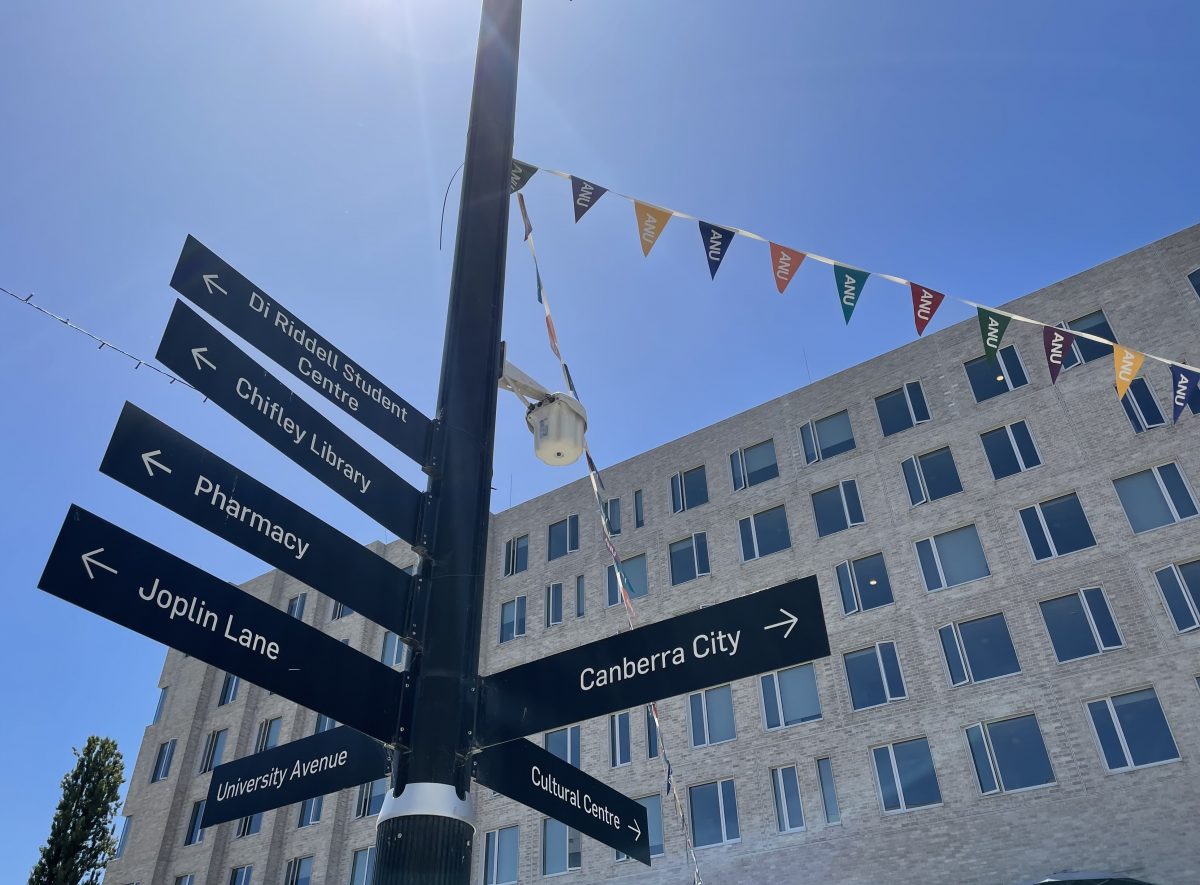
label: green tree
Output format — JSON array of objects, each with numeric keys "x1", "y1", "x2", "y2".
[{"x1": 29, "y1": 736, "x2": 125, "y2": 885}]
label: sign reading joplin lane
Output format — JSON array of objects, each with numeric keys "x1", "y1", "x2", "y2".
[
  {"x1": 100, "y1": 402, "x2": 412, "y2": 636},
  {"x1": 156, "y1": 301, "x2": 421, "y2": 544},
  {"x1": 478, "y1": 576, "x2": 829, "y2": 747},
  {"x1": 170, "y1": 235, "x2": 431, "y2": 464},
  {"x1": 38, "y1": 506, "x2": 404, "y2": 743},
  {"x1": 202, "y1": 726, "x2": 389, "y2": 828}
]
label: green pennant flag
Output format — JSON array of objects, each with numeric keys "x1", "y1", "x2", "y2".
[
  {"x1": 977, "y1": 307, "x2": 1012, "y2": 362},
  {"x1": 509, "y1": 160, "x2": 538, "y2": 193},
  {"x1": 833, "y1": 265, "x2": 869, "y2": 324}
]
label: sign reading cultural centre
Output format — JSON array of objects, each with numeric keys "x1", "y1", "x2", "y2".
[
  {"x1": 477, "y1": 576, "x2": 828, "y2": 747},
  {"x1": 170, "y1": 235, "x2": 431, "y2": 464}
]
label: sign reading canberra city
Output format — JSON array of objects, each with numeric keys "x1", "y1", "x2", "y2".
[{"x1": 170, "y1": 235, "x2": 431, "y2": 464}]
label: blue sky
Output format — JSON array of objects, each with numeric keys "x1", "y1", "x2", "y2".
[{"x1": 2, "y1": 0, "x2": 1198, "y2": 878}]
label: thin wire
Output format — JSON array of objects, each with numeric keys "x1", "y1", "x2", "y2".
[{"x1": 439, "y1": 162, "x2": 466, "y2": 251}]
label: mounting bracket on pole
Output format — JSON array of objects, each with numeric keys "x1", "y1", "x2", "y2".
[{"x1": 499, "y1": 360, "x2": 587, "y2": 467}]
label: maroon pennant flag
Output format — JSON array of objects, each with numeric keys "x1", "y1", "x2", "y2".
[
  {"x1": 1042, "y1": 325, "x2": 1076, "y2": 384},
  {"x1": 908, "y1": 283, "x2": 946, "y2": 336}
]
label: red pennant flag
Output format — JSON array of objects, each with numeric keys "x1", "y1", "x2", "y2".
[
  {"x1": 908, "y1": 283, "x2": 946, "y2": 336},
  {"x1": 769, "y1": 243, "x2": 804, "y2": 294}
]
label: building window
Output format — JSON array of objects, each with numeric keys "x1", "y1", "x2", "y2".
[
  {"x1": 575, "y1": 575, "x2": 585, "y2": 618},
  {"x1": 902, "y1": 447, "x2": 962, "y2": 506},
  {"x1": 1121, "y1": 378, "x2": 1166, "y2": 433},
  {"x1": 845, "y1": 642, "x2": 906, "y2": 710},
  {"x1": 609, "y1": 711, "x2": 631, "y2": 767},
  {"x1": 254, "y1": 718, "x2": 281, "y2": 753},
  {"x1": 1154, "y1": 561, "x2": 1200, "y2": 633},
  {"x1": 689, "y1": 780, "x2": 740, "y2": 847},
  {"x1": 739, "y1": 505, "x2": 792, "y2": 560},
  {"x1": 176, "y1": 876, "x2": 196, "y2": 885},
  {"x1": 939, "y1": 614, "x2": 1020, "y2": 686},
  {"x1": 964, "y1": 346, "x2": 1029, "y2": 402},
  {"x1": 542, "y1": 818, "x2": 581, "y2": 875},
  {"x1": 152, "y1": 686, "x2": 169, "y2": 724},
  {"x1": 331, "y1": 600, "x2": 353, "y2": 620},
  {"x1": 228, "y1": 867, "x2": 252, "y2": 885},
  {"x1": 873, "y1": 738, "x2": 941, "y2": 812},
  {"x1": 503, "y1": 534, "x2": 529, "y2": 576},
  {"x1": 381, "y1": 631, "x2": 407, "y2": 668},
  {"x1": 836, "y1": 553, "x2": 893, "y2": 615},
  {"x1": 915, "y1": 524, "x2": 990, "y2": 591},
  {"x1": 967, "y1": 715, "x2": 1055, "y2": 794},
  {"x1": 114, "y1": 815, "x2": 131, "y2": 858},
  {"x1": 669, "y1": 533, "x2": 711, "y2": 585},
  {"x1": 548, "y1": 515, "x2": 580, "y2": 560},
  {"x1": 800, "y1": 410, "x2": 856, "y2": 463},
  {"x1": 314, "y1": 713, "x2": 338, "y2": 734},
  {"x1": 286, "y1": 593, "x2": 306, "y2": 620},
  {"x1": 282, "y1": 856, "x2": 313, "y2": 885},
  {"x1": 761, "y1": 664, "x2": 821, "y2": 728},
  {"x1": 603, "y1": 497, "x2": 622, "y2": 535},
  {"x1": 816, "y1": 757, "x2": 840, "y2": 824},
  {"x1": 875, "y1": 381, "x2": 930, "y2": 437},
  {"x1": 980, "y1": 421, "x2": 1041, "y2": 480},
  {"x1": 217, "y1": 672, "x2": 239, "y2": 706},
  {"x1": 483, "y1": 825, "x2": 519, "y2": 885},
  {"x1": 646, "y1": 707, "x2": 659, "y2": 759},
  {"x1": 499, "y1": 596, "x2": 526, "y2": 643},
  {"x1": 689, "y1": 684, "x2": 736, "y2": 747},
  {"x1": 545, "y1": 725, "x2": 581, "y2": 767},
  {"x1": 812, "y1": 480, "x2": 864, "y2": 537},
  {"x1": 770, "y1": 765, "x2": 805, "y2": 832},
  {"x1": 607, "y1": 554, "x2": 648, "y2": 606},
  {"x1": 183, "y1": 801, "x2": 205, "y2": 846},
  {"x1": 617, "y1": 795, "x2": 664, "y2": 860},
  {"x1": 545, "y1": 582, "x2": 563, "y2": 628},
  {"x1": 1059, "y1": 310, "x2": 1117, "y2": 368},
  {"x1": 234, "y1": 813, "x2": 261, "y2": 838},
  {"x1": 1087, "y1": 688, "x2": 1180, "y2": 771},
  {"x1": 1040, "y1": 588, "x2": 1123, "y2": 662},
  {"x1": 297, "y1": 795, "x2": 323, "y2": 828},
  {"x1": 1190, "y1": 268, "x2": 1200, "y2": 300},
  {"x1": 1114, "y1": 463, "x2": 1198, "y2": 533},
  {"x1": 1018, "y1": 492, "x2": 1097, "y2": 561},
  {"x1": 356, "y1": 776, "x2": 388, "y2": 818},
  {"x1": 670, "y1": 465, "x2": 709, "y2": 513},
  {"x1": 198, "y1": 729, "x2": 227, "y2": 774},
  {"x1": 634, "y1": 489, "x2": 645, "y2": 528},
  {"x1": 349, "y1": 849, "x2": 375, "y2": 885},
  {"x1": 150, "y1": 739, "x2": 176, "y2": 783},
  {"x1": 730, "y1": 439, "x2": 779, "y2": 490}
]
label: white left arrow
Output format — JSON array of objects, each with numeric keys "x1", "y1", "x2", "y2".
[
  {"x1": 191, "y1": 347, "x2": 216, "y2": 372},
  {"x1": 81, "y1": 548, "x2": 118, "y2": 580},
  {"x1": 764, "y1": 608, "x2": 799, "y2": 639},
  {"x1": 141, "y1": 450, "x2": 172, "y2": 477},
  {"x1": 202, "y1": 274, "x2": 227, "y2": 296},
  {"x1": 628, "y1": 819, "x2": 642, "y2": 842}
]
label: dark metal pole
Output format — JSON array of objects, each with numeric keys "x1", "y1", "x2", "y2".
[{"x1": 375, "y1": 0, "x2": 522, "y2": 882}]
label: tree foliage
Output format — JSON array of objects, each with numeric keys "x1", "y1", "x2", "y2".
[{"x1": 29, "y1": 736, "x2": 125, "y2": 885}]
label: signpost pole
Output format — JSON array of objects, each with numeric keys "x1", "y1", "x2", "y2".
[{"x1": 374, "y1": 0, "x2": 521, "y2": 882}]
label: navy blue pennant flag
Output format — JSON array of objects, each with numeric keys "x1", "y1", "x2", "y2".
[
  {"x1": 570, "y1": 176, "x2": 607, "y2": 223},
  {"x1": 698, "y1": 221, "x2": 736, "y2": 279},
  {"x1": 1170, "y1": 364, "x2": 1200, "y2": 423}
]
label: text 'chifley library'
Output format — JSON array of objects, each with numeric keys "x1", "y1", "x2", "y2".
[{"x1": 105, "y1": 225, "x2": 1200, "y2": 885}]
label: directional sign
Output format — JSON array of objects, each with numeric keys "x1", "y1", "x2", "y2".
[
  {"x1": 100, "y1": 402, "x2": 412, "y2": 636},
  {"x1": 477, "y1": 576, "x2": 828, "y2": 747},
  {"x1": 38, "y1": 506, "x2": 404, "y2": 743},
  {"x1": 202, "y1": 726, "x2": 389, "y2": 827},
  {"x1": 474, "y1": 739, "x2": 650, "y2": 865},
  {"x1": 171, "y1": 235, "x2": 431, "y2": 464},
  {"x1": 156, "y1": 301, "x2": 422, "y2": 544}
]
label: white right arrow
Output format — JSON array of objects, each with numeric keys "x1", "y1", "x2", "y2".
[
  {"x1": 191, "y1": 346, "x2": 216, "y2": 372},
  {"x1": 628, "y1": 819, "x2": 642, "y2": 842},
  {"x1": 141, "y1": 450, "x2": 172, "y2": 477},
  {"x1": 202, "y1": 274, "x2": 227, "y2": 296},
  {"x1": 81, "y1": 548, "x2": 118, "y2": 580},
  {"x1": 764, "y1": 608, "x2": 799, "y2": 639}
]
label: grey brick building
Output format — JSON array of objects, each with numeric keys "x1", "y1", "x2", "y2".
[{"x1": 104, "y1": 225, "x2": 1200, "y2": 885}]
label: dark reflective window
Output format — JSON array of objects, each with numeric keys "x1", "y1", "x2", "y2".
[
  {"x1": 965, "y1": 346, "x2": 1028, "y2": 402},
  {"x1": 836, "y1": 552, "x2": 893, "y2": 614}
]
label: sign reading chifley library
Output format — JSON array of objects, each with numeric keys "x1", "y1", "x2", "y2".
[
  {"x1": 38, "y1": 506, "x2": 403, "y2": 743},
  {"x1": 156, "y1": 301, "x2": 421, "y2": 544},
  {"x1": 170, "y1": 235, "x2": 431, "y2": 464},
  {"x1": 100, "y1": 402, "x2": 412, "y2": 636},
  {"x1": 202, "y1": 726, "x2": 389, "y2": 828},
  {"x1": 477, "y1": 576, "x2": 829, "y2": 747},
  {"x1": 474, "y1": 738, "x2": 651, "y2": 866}
]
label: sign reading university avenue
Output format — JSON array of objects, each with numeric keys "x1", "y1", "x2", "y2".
[
  {"x1": 202, "y1": 726, "x2": 390, "y2": 828},
  {"x1": 170, "y1": 235, "x2": 431, "y2": 464},
  {"x1": 475, "y1": 738, "x2": 651, "y2": 865},
  {"x1": 156, "y1": 301, "x2": 421, "y2": 544},
  {"x1": 38, "y1": 506, "x2": 404, "y2": 743},
  {"x1": 100, "y1": 402, "x2": 412, "y2": 636},
  {"x1": 477, "y1": 576, "x2": 828, "y2": 747}
]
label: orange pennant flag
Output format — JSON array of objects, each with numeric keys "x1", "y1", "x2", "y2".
[
  {"x1": 1114, "y1": 345, "x2": 1146, "y2": 399},
  {"x1": 633, "y1": 201, "x2": 672, "y2": 256},
  {"x1": 769, "y1": 243, "x2": 805, "y2": 294}
]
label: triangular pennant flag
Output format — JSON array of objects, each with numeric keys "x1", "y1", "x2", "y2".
[
  {"x1": 1113, "y1": 345, "x2": 1146, "y2": 399},
  {"x1": 633, "y1": 202, "x2": 672, "y2": 256},
  {"x1": 1169, "y1": 364, "x2": 1200, "y2": 423},
  {"x1": 545, "y1": 313, "x2": 561, "y2": 360},
  {"x1": 1042, "y1": 325, "x2": 1076, "y2": 384},
  {"x1": 697, "y1": 221, "x2": 735, "y2": 279},
  {"x1": 516, "y1": 192, "x2": 533, "y2": 241},
  {"x1": 977, "y1": 307, "x2": 1012, "y2": 362},
  {"x1": 833, "y1": 265, "x2": 869, "y2": 324},
  {"x1": 509, "y1": 159, "x2": 538, "y2": 193},
  {"x1": 570, "y1": 176, "x2": 607, "y2": 223},
  {"x1": 769, "y1": 243, "x2": 805, "y2": 294},
  {"x1": 908, "y1": 283, "x2": 946, "y2": 336},
  {"x1": 535, "y1": 267, "x2": 544, "y2": 304}
]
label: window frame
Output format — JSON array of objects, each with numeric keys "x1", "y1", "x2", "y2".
[
  {"x1": 914, "y1": 523, "x2": 990, "y2": 592},
  {"x1": 1037, "y1": 587, "x2": 1124, "y2": 663},
  {"x1": 816, "y1": 756, "x2": 841, "y2": 825},
  {"x1": 603, "y1": 497, "x2": 622, "y2": 535},
  {"x1": 844, "y1": 641, "x2": 907, "y2": 711},
  {"x1": 738, "y1": 504, "x2": 792, "y2": 561},
  {"x1": 759, "y1": 663, "x2": 822, "y2": 730},
  {"x1": 606, "y1": 553, "x2": 649, "y2": 607},
  {"x1": 871, "y1": 737, "x2": 942, "y2": 814},
  {"x1": 254, "y1": 717, "x2": 281, "y2": 753},
  {"x1": 297, "y1": 794, "x2": 323, "y2": 828},
  {"x1": 634, "y1": 489, "x2": 645, "y2": 528},
  {"x1": 574, "y1": 575, "x2": 586, "y2": 618},
  {"x1": 544, "y1": 582, "x2": 564, "y2": 629},
  {"x1": 609, "y1": 711, "x2": 632, "y2": 768},
  {"x1": 183, "y1": 801, "x2": 205, "y2": 846},
  {"x1": 979, "y1": 420, "x2": 1042, "y2": 480},
  {"x1": 730, "y1": 439, "x2": 779, "y2": 490},
  {"x1": 482, "y1": 824, "x2": 520, "y2": 885},
  {"x1": 152, "y1": 685, "x2": 169, "y2": 724},
  {"x1": 547, "y1": 515, "x2": 580, "y2": 561},
  {"x1": 217, "y1": 672, "x2": 239, "y2": 706},
  {"x1": 1114, "y1": 462, "x2": 1199, "y2": 534},
  {"x1": 770, "y1": 764, "x2": 806, "y2": 833},
  {"x1": 670, "y1": 465, "x2": 709, "y2": 513},
  {"x1": 1085, "y1": 686, "x2": 1181, "y2": 773},
  {"x1": 800, "y1": 410, "x2": 856, "y2": 464},
  {"x1": 355, "y1": 776, "x2": 388, "y2": 819},
  {"x1": 286, "y1": 592, "x2": 307, "y2": 620},
  {"x1": 234, "y1": 812, "x2": 262, "y2": 838},
  {"x1": 503, "y1": 534, "x2": 529, "y2": 577},
  {"x1": 874, "y1": 381, "x2": 930, "y2": 438},
  {"x1": 688, "y1": 778, "x2": 741, "y2": 848},
  {"x1": 937, "y1": 612, "x2": 1021, "y2": 687},
  {"x1": 964, "y1": 714, "x2": 1056, "y2": 795},
  {"x1": 1121, "y1": 376, "x2": 1167, "y2": 433},
  {"x1": 963, "y1": 345, "x2": 1029, "y2": 402},
  {"x1": 198, "y1": 728, "x2": 227, "y2": 774},
  {"x1": 835, "y1": 552, "x2": 894, "y2": 615},
  {"x1": 901, "y1": 446, "x2": 962, "y2": 506},
  {"x1": 688, "y1": 684, "x2": 737, "y2": 748},
  {"x1": 498, "y1": 595, "x2": 527, "y2": 644},
  {"x1": 540, "y1": 817, "x2": 582, "y2": 875},
  {"x1": 668, "y1": 532, "x2": 711, "y2": 586},
  {"x1": 282, "y1": 856, "x2": 314, "y2": 885},
  {"x1": 150, "y1": 738, "x2": 176, "y2": 783},
  {"x1": 810, "y1": 479, "x2": 864, "y2": 537},
  {"x1": 1017, "y1": 492, "x2": 1097, "y2": 562},
  {"x1": 1153, "y1": 562, "x2": 1200, "y2": 633},
  {"x1": 349, "y1": 848, "x2": 376, "y2": 885},
  {"x1": 1058, "y1": 310, "x2": 1118, "y2": 368}
]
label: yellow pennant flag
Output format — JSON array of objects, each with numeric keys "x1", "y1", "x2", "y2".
[
  {"x1": 1114, "y1": 345, "x2": 1146, "y2": 399},
  {"x1": 633, "y1": 201, "x2": 673, "y2": 256}
]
